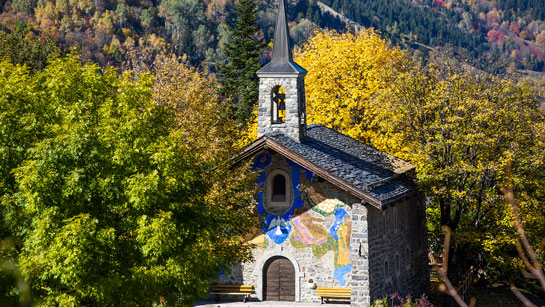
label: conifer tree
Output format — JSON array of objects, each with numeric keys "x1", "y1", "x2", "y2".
[{"x1": 217, "y1": 0, "x2": 265, "y2": 127}]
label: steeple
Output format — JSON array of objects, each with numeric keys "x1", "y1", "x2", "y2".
[
  {"x1": 271, "y1": 0, "x2": 291, "y2": 63},
  {"x1": 256, "y1": 0, "x2": 307, "y2": 142},
  {"x1": 257, "y1": 0, "x2": 307, "y2": 75}
]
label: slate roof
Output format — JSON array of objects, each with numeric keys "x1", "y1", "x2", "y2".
[
  {"x1": 239, "y1": 124, "x2": 416, "y2": 208},
  {"x1": 257, "y1": 61, "x2": 307, "y2": 75}
]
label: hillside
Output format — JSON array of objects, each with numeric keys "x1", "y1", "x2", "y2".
[
  {"x1": 321, "y1": 0, "x2": 545, "y2": 73},
  {"x1": 0, "y1": 0, "x2": 343, "y2": 70},
  {"x1": 2, "y1": 0, "x2": 545, "y2": 74}
]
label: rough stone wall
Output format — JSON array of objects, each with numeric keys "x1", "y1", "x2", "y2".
[
  {"x1": 350, "y1": 203, "x2": 371, "y2": 305},
  {"x1": 257, "y1": 76, "x2": 305, "y2": 142},
  {"x1": 218, "y1": 150, "x2": 360, "y2": 303},
  {"x1": 367, "y1": 195, "x2": 430, "y2": 302}
]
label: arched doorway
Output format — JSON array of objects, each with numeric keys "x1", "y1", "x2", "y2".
[{"x1": 263, "y1": 256, "x2": 295, "y2": 301}]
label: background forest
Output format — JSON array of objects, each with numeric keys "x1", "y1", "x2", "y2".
[
  {"x1": 3, "y1": 0, "x2": 545, "y2": 74},
  {"x1": 0, "y1": 0, "x2": 344, "y2": 70}
]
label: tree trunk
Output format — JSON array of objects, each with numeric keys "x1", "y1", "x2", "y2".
[{"x1": 444, "y1": 245, "x2": 461, "y2": 307}]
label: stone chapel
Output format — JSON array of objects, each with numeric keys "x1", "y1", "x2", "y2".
[{"x1": 216, "y1": 0, "x2": 430, "y2": 304}]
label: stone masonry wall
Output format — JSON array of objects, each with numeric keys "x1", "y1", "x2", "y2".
[
  {"x1": 367, "y1": 195, "x2": 430, "y2": 302},
  {"x1": 217, "y1": 150, "x2": 360, "y2": 303},
  {"x1": 350, "y1": 202, "x2": 371, "y2": 305},
  {"x1": 257, "y1": 76, "x2": 305, "y2": 141}
]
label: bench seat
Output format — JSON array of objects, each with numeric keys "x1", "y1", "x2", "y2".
[
  {"x1": 210, "y1": 285, "x2": 254, "y2": 303},
  {"x1": 315, "y1": 287, "x2": 351, "y2": 304}
]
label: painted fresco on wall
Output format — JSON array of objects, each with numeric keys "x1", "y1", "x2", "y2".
[
  {"x1": 252, "y1": 153, "x2": 353, "y2": 286},
  {"x1": 246, "y1": 226, "x2": 269, "y2": 249},
  {"x1": 252, "y1": 153, "x2": 313, "y2": 245},
  {"x1": 299, "y1": 189, "x2": 352, "y2": 286}
]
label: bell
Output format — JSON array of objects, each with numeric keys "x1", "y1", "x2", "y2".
[
  {"x1": 278, "y1": 92, "x2": 286, "y2": 110},
  {"x1": 278, "y1": 99, "x2": 285, "y2": 111}
]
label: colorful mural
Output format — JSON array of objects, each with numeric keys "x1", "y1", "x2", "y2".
[
  {"x1": 291, "y1": 209, "x2": 328, "y2": 245},
  {"x1": 247, "y1": 226, "x2": 269, "y2": 249},
  {"x1": 252, "y1": 153, "x2": 313, "y2": 245},
  {"x1": 252, "y1": 153, "x2": 353, "y2": 286},
  {"x1": 294, "y1": 196, "x2": 353, "y2": 286}
]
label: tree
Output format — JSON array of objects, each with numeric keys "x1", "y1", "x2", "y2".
[
  {"x1": 0, "y1": 28, "x2": 60, "y2": 72},
  {"x1": 0, "y1": 59, "x2": 46, "y2": 307},
  {"x1": 217, "y1": 0, "x2": 265, "y2": 127},
  {"x1": 294, "y1": 29, "x2": 545, "y2": 290},
  {"x1": 293, "y1": 29, "x2": 405, "y2": 145},
  {"x1": 373, "y1": 55, "x2": 545, "y2": 289},
  {"x1": 1, "y1": 54, "x2": 258, "y2": 305},
  {"x1": 158, "y1": 0, "x2": 205, "y2": 62}
]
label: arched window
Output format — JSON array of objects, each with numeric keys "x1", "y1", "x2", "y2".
[
  {"x1": 265, "y1": 169, "x2": 291, "y2": 215},
  {"x1": 271, "y1": 86, "x2": 286, "y2": 124},
  {"x1": 272, "y1": 174, "x2": 287, "y2": 202}
]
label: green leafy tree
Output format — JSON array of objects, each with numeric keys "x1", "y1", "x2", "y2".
[
  {"x1": 1, "y1": 54, "x2": 258, "y2": 306},
  {"x1": 0, "y1": 60, "x2": 42, "y2": 307},
  {"x1": 217, "y1": 0, "x2": 265, "y2": 127},
  {"x1": 0, "y1": 28, "x2": 61, "y2": 304},
  {"x1": 0, "y1": 28, "x2": 60, "y2": 72}
]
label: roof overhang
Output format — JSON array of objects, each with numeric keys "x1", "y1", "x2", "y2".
[
  {"x1": 235, "y1": 136, "x2": 408, "y2": 210},
  {"x1": 256, "y1": 62, "x2": 308, "y2": 76}
]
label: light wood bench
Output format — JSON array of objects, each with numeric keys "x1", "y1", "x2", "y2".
[
  {"x1": 210, "y1": 285, "x2": 254, "y2": 303},
  {"x1": 315, "y1": 287, "x2": 351, "y2": 304}
]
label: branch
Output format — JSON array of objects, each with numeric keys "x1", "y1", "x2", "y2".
[
  {"x1": 510, "y1": 285, "x2": 538, "y2": 307},
  {"x1": 502, "y1": 186, "x2": 545, "y2": 292},
  {"x1": 438, "y1": 225, "x2": 474, "y2": 307},
  {"x1": 500, "y1": 163, "x2": 545, "y2": 306}
]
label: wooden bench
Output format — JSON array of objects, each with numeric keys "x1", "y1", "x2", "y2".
[
  {"x1": 210, "y1": 285, "x2": 254, "y2": 303},
  {"x1": 315, "y1": 287, "x2": 351, "y2": 304}
]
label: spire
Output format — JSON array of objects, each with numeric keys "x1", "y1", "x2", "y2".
[
  {"x1": 271, "y1": 0, "x2": 291, "y2": 63},
  {"x1": 257, "y1": 0, "x2": 306, "y2": 75}
]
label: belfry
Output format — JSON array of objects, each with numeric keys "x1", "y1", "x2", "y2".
[{"x1": 256, "y1": 0, "x2": 307, "y2": 142}]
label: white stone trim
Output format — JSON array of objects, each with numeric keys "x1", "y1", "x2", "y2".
[{"x1": 254, "y1": 251, "x2": 305, "y2": 302}]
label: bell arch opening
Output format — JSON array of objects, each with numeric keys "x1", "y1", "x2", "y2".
[{"x1": 271, "y1": 86, "x2": 286, "y2": 124}]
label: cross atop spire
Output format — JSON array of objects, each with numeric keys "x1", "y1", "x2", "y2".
[{"x1": 257, "y1": 0, "x2": 307, "y2": 75}]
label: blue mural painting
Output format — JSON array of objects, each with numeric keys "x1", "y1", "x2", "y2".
[
  {"x1": 217, "y1": 264, "x2": 225, "y2": 278},
  {"x1": 253, "y1": 153, "x2": 351, "y2": 286},
  {"x1": 333, "y1": 263, "x2": 352, "y2": 286},
  {"x1": 330, "y1": 207, "x2": 349, "y2": 240},
  {"x1": 252, "y1": 154, "x2": 313, "y2": 245}
]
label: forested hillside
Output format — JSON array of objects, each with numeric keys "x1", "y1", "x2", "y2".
[
  {"x1": 322, "y1": 0, "x2": 545, "y2": 73},
  {"x1": 3, "y1": 0, "x2": 545, "y2": 73},
  {"x1": 0, "y1": 0, "x2": 343, "y2": 70}
]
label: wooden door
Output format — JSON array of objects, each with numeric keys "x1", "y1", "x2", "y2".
[{"x1": 264, "y1": 256, "x2": 295, "y2": 301}]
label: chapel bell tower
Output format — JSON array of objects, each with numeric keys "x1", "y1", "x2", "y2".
[{"x1": 256, "y1": 0, "x2": 307, "y2": 142}]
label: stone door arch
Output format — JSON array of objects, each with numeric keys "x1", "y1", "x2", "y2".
[{"x1": 263, "y1": 256, "x2": 295, "y2": 301}]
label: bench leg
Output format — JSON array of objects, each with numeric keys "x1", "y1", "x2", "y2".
[
  {"x1": 321, "y1": 296, "x2": 324, "y2": 304},
  {"x1": 243, "y1": 295, "x2": 247, "y2": 303}
]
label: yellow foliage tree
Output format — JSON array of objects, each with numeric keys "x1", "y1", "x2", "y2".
[
  {"x1": 293, "y1": 29, "x2": 406, "y2": 146},
  {"x1": 374, "y1": 54, "x2": 545, "y2": 285},
  {"x1": 294, "y1": 29, "x2": 545, "y2": 285}
]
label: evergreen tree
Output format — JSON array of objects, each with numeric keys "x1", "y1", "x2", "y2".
[{"x1": 217, "y1": 0, "x2": 265, "y2": 127}]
